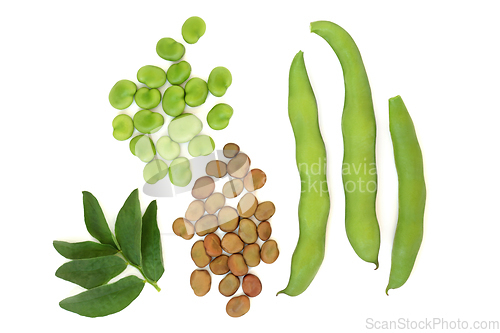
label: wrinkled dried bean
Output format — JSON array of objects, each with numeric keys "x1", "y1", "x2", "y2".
[
  {"x1": 223, "y1": 143, "x2": 240, "y2": 158},
  {"x1": 261, "y1": 240, "x2": 279, "y2": 264},
  {"x1": 190, "y1": 269, "x2": 211, "y2": 296},
  {"x1": 242, "y1": 274, "x2": 262, "y2": 297},
  {"x1": 238, "y1": 219, "x2": 258, "y2": 244},
  {"x1": 172, "y1": 217, "x2": 195, "y2": 240},
  {"x1": 242, "y1": 243, "x2": 260, "y2": 267},
  {"x1": 195, "y1": 214, "x2": 218, "y2": 236},
  {"x1": 243, "y1": 169, "x2": 267, "y2": 192},
  {"x1": 203, "y1": 233, "x2": 222, "y2": 257},
  {"x1": 254, "y1": 201, "x2": 275, "y2": 221},
  {"x1": 191, "y1": 240, "x2": 212, "y2": 268},
  {"x1": 192, "y1": 176, "x2": 215, "y2": 199},
  {"x1": 219, "y1": 273, "x2": 240, "y2": 297},
  {"x1": 205, "y1": 192, "x2": 225, "y2": 214},
  {"x1": 206, "y1": 160, "x2": 227, "y2": 178},
  {"x1": 227, "y1": 153, "x2": 251, "y2": 178},
  {"x1": 257, "y1": 221, "x2": 272, "y2": 241},
  {"x1": 185, "y1": 200, "x2": 205, "y2": 221},
  {"x1": 218, "y1": 207, "x2": 240, "y2": 232},
  {"x1": 221, "y1": 232, "x2": 244, "y2": 254},
  {"x1": 209, "y1": 255, "x2": 229, "y2": 275},
  {"x1": 226, "y1": 295, "x2": 250, "y2": 317},
  {"x1": 227, "y1": 253, "x2": 248, "y2": 276},
  {"x1": 222, "y1": 179, "x2": 244, "y2": 198},
  {"x1": 237, "y1": 193, "x2": 258, "y2": 218}
]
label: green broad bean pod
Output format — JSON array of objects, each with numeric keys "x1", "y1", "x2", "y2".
[
  {"x1": 168, "y1": 113, "x2": 202, "y2": 143},
  {"x1": 109, "y1": 80, "x2": 137, "y2": 110},
  {"x1": 182, "y1": 16, "x2": 206, "y2": 44},
  {"x1": 207, "y1": 103, "x2": 233, "y2": 130},
  {"x1": 162, "y1": 85, "x2": 186, "y2": 117},
  {"x1": 137, "y1": 65, "x2": 167, "y2": 89},
  {"x1": 133, "y1": 110, "x2": 164, "y2": 134},
  {"x1": 156, "y1": 136, "x2": 180, "y2": 160},
  {"x1": 188, "y1": 135, "x2": 215, "y2": 157},
  {"x1": 208, "y1": 66, "x2": 232, "y2": 97},
  {"x1": 311, "y1": 20, "x2": 380, "y2": 268},
  {"x1": 144, "y1": 159, "x2": 169, "y2": 184},
  {"x1": 129, "y1": 135, "x2": 156, "y2": 163},
  {"x1": 184, "y1": 77, "x2": 208, "y2": 107},
  {"x1": 166, "y1": 61, "x2": 191, "y2": 85},
  {"x1": 277, "y1": 51, "x2": 330, "y2": 297},
  {"x1": 156, "y1": 37, "x2": 185, "y2": 61},
  {"x1": 135, "y1": 87, "x2": 161, "y2": 110},
  {"x1": 112, "y1": 114, "x2": 134, "y2": 141},
  {"x1": 386, "y1": 95, "x2": 426, "y2": 295},
  {"x1": 169, "y1": 157, "x2": 192, "y2": 187}
]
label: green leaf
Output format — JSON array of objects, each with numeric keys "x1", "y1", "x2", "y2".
[
  {"x1": 115, "y1": 189, "x2": 142, "y2": 266},
  {"x1": 55, "y1": 256, "x2": 127, "y2": 289},
  {"x1": 141, "y1": 200, "x2": 164, "y2": 282},
  {"x1": 82, "y1": 191, "x2": 118, "y2": 249},
  {"x1": 53, "y1": 240, "x2": 119, "y2": 259},
  {"x1": 59, "y1": 275, "x2": 145, "y2": 317}
]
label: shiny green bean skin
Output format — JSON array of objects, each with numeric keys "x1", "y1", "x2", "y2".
[
  {"x1": 386, "y1": 96, "x2": 426, "y2": 295},
  {"x1": 182, "y1": 16, "x2": 206, "y2": 44},
  {"x1": 277, "y1": 51, "x2": 330, "y2": 297},
  {"x1": 311, "y1": 20, "x2": 380, "y2": 267}
]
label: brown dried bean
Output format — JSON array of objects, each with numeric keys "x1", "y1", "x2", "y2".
[
  {"x1": 172, "y1": 217, "x2": 195, "y2": 240},
  {"x1": 257, "y1": 221, "x2": 272, "y2": 241},
  {"x1": 260, "y1": 239, "x2": 279, "y2": 264},
  {"x1": 209, "y1": 255, "x2": 229, "y2": 275},
  {"x1": 203, "y1": 233, "x2": 222, "y2": 257},
  {"x1": 237, "y1": 193, "x2": 258, "y2": 218},
  {"x1": 190, "y1": 269, "x2": 211, "y2": 296},
  {"x1": 185, "y1": 200, "x2": 205, "y2": 221},
  {"x1": 191, "y1": 240, "x2": 212, "y2": 267},
  {"x1": 242, "y1": 243, "x2": 260, "y2": 267},
  {"x1": 218, "y1": 206, "x2": 240, "y2": 232},
  {"x1": 222, "y1": 179, "x2": 244, "y2": 198},
  {"x1": 238, "y1": 219, "x2": 258, "y2": 244},
  {"x1": 195, "y1": 214, "x2": 218, "y2": 236},
  {"x1": 226, "y1": 295, "x2": 250, "y2": 317},
  {"x1": 219, "y1": 273, "x2": 240, "y2": 297},
  {"x1": 243, "y1": 169, "x2": 267, "y2": 192},
  {"x1": 227, "y1": 253, "x2": 248, "y2": 276},
  {"x1": 223, "y1": 143, "x2": 240, "y2": 158},
  {"x1": 206, "y1": 160, "x2": 227, "y2": 178},
  {"x1": 254, "y1": 201, "x2": 275, "y2": 221},
  {"x1": 242, "y1": 274, "x2": 262, "y2": 297},
  {"x1": 227, "y1": 153, "x2": 251, "y2": 178},
  {"x1": 205, "y1": 192, "x2": 225, "y2": 214},
  {"x1": 192, "y1": 176, "x2": 215, "y2": 199},
  {"x1": 221, "y1": 232, "x2": 244, "y2": 254}
]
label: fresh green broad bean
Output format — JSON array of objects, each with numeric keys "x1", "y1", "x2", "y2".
[
  {"x1": 188, "y1": 135, "x2": 215, "y2": 157},
  {"x1": 168, "y1": 113, "x2": 202, "y2": 143},
  {"x1": 135, "y1": 87, "x2": 161, "y2": 110},
  {"x1": 137, "y1": 65, "x2": 167, "y2": 89},
  {"x1": 168, "y1": 157, "x2": 192, "y2": 187},
  {"x1": 143, "y1": 159, "x2": 169, "y2": 184},
  {"x1": 112, "y1": 114, "x2": 134, "y2": 141},
  {"x1": 156, "y1": 136, "x2": 180, "y2": 160},
  {"x1": 130, "y1": 135, "x2": 156, "y2": 162},
  {"x1": 162, "y1": 86, "x2": 186, "y2": 117},
  {"x1": 109, "y1": 80, "x2": 137, "y2": 110},
  {"x1": 311, "y1": 20, "x2": 380, "y2": 267},
  {"x1": 277, "y1": 51, "x2": 330, "y2": 297},
  {"x1": 156, "y1": 37, "x2": 185, "y2": 61},
  {"x1": 208, "y1": 67, "x2": 232, "y2": 97},
  {"x1": 133, "y1": 109, "x2": 164, "y2": 134},
  {"x1": 207, "y1": 103, "x2": 233, "y2": 130},
  {"x1": 184, "y1": 78, "x2": 208, "y2": 107},
  {"x1": 182, "y1": 16, "x2": 206, "y2": 44},
  {"x1": 166, "y1": 61, "x2": 191, "y2": 85},
  {"x1": 59, "y1": 275, "x2": 145, "y2": 318},
  {"x1": 386, "y1": 96, "x2": 426, "y2": 295}
]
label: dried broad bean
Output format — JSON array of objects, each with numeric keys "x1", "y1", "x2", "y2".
[
  {"x1": 204, "y1": 233, "x2": 222, "y2": 257},
  {"x1": 168, "y1": 113, "x2": 203, "y2": 143},
  {"x1": 237, "y1": 193, "x2": 258, "y2": 218},
  {"x1": 137, "y1": 65, "x2": 167, "y2": 89},
  {"x1": 222, "y1": 179, "x2": 244, "y2": 198},
  {"x1": 205, "y1": 192, "x2": 225, "y2": 214},
  {"x1": 169, "y1": 157, "x2": 192, "y2": 187},
  {"x1": 184, "y1": 78, "x2": 208, "y2": 107},
  {"x1": 254, "y1": 201, "x2": 275, "y2": 221},
  {"x1": 195, "y1": 214, "x2": 218, "y2": 236},
  {"x1": 206, "y1": 160, "x2": 227, "y2": 178},
  {"x1": 166, "y1": 60, "x2": 191, "y2": 85},
  {"x1": 218, "y1": 206, "x2": 240, "y2": 232},
  {"x1": 223, "y1": 143, "x2": 240, "y2": 158},
  {"x1": 257, "y1": 221, "x2": 272, "y2": 241},
  {"x1": 133, "y1": 109, "x2": 164, "y2": 134},
  {"x1": 156, "y1": 136, "x2": 180, "y2": 160},
  {"x1": 219, "y1": 273, "x2": 240, "y2": 297},
  {"x1": 227, "y1": 253, "x2": 248, "y2": 276},
  {"x1": 227, "y1": 153, "x2": 251, "y2": 178},
  {"x1": 261, "y1": 240, "x2": 279, "y2": 264},
  {"x1": 156, "y1": 37, "x2": 185, "y2": 61},
  {"x1": 172, "y1": 217, "x2": 195, "y2": 240},
  {"x1": 242, "y1": 274, "x2": 262, "y2": 297},
  {"x1": 182, "y1": 16, "x2": 206, "y2": 44},
  {"x1": 209, "y1": 255, "x2": 229, "y2": 275},
  {"x1": 109, "y1": 80, "x2": 137, "y2": 110},
  {"x1": 243, "y1": 169, "x2": 267, "y2": 192},
  {"x1": 162, "y1": 86, "x2": 186, "y2": 117},
  {"x1": 221, "y1": 233, "x2": 244, "y2": 254},
  {"x1": 207, "y1": 103, "x2": 233, "y2": 130},
  {"x1": 242, "y1": 243, "x2": 260, "y2": 267},
  {"x1": 190, "y1": 269, "x2": 211, "y2": 296},
  {"x1": 112, "y1": 114, "x2": 134, "y2": 141},
  {"x1": 135, "y1": 87, "x2": 161, "y2": 110},
  {"x1": 130, "y1": 135, "x2": 156, "y2": 162},
  {"x1": 208, "y1": 67, "x2": 232, "y2": 97},
  {"x1": 238, "y1": 219, "x2": 258, "y2": 244},
  {"x1": 188, "y1": 135, "x2": 215, "y2": 157},
  {"x1": 143, "y1": 159, "x2": 169, "y2": 184},
  {"x1": 192, "y1": 176, "x2": 215, "y2": 199},
  {"x1": 185, "y1": 200, "x2": 205, "y2": 221},
  {"x1": 191, "y1": 240, "x2": 212, "y2": 267},
  {"x1": 226, "y1": 295, "x2": 250, "y2": 317}
]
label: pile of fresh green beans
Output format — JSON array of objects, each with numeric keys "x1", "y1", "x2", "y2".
[{"x1": 280, "y1": 21, "x2": 426, "y2": 296}]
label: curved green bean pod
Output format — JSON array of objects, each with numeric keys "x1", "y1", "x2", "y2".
[
  {"x1": 277, "y1": 51, "x2": 330, "y2": 296},
  {"x1": 311, "y1": 20, "x2": 380, "y2": 268},
  {"x1": 386, "y1": 95, "x2": 426, "y2": 295}
]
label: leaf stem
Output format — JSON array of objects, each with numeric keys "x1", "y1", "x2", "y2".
[{"x1": 118, "y1": 251, "x2": 161, "y2": 292}]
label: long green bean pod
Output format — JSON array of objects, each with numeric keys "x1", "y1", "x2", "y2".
[
  {"x1": 278, "y1": 51, "x2": 330, "y2": 296},
  {"x1": 386, "y1": 95, "x2": 426, "y2": 294},
  {"x1": 311, "y1": 21, "x2": 380, "y2": 267}
]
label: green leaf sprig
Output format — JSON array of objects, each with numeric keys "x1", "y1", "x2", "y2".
[{"x1": 54, "y1": 189, "x2": 164, "y2": 317}]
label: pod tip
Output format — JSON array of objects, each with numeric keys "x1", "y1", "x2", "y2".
[{"x1": 385, "y1": 287, "x2": 390, "y2": 296}]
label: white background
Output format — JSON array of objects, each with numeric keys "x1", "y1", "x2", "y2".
[{"x1": 2, "y1": 0, "x2": 499, "y2": 331}]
